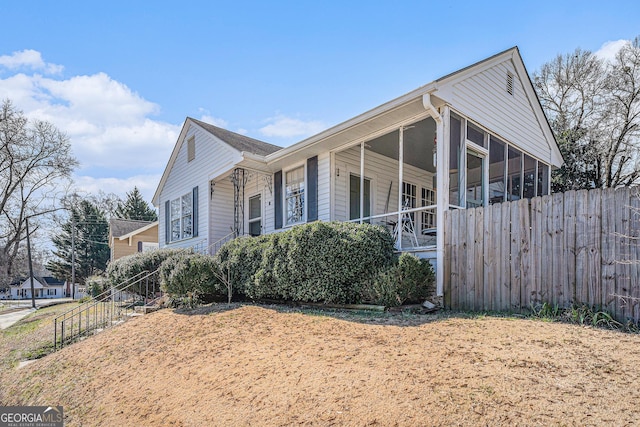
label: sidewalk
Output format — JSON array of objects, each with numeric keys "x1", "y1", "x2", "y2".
[{"x1": 0, "y1": 298, "x2": 74, "y2": 330}]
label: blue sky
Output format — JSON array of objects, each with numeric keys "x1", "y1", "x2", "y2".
[{"x1": 1, "y1": 0, "x2": 638, "y2": 204}]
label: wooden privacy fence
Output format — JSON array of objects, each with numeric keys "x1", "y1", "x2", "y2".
[{"x1": 443, "y1": 187, "x2": 640, "y2": 324}]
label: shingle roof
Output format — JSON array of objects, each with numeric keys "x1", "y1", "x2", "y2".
[
  {"x1": 109, "y1": 218, "x2": 154, "y2": 238},
  {"x1": 189, "y1": 117, "x2": 282, "y2": 156}
]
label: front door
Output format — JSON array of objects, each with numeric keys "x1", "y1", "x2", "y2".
[{"x1": 248, "y1": 194, "x2": 262, "y2": 236}]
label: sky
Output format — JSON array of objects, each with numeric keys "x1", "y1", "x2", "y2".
[{"x1": 1, "y1": 0, "x2": 639, "y2": 206}]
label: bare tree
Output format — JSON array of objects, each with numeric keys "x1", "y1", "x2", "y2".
[
  {"x1": 0, "y1": 100, "x2": 78, "y2": 285},
  {"x1": 533, "y1": 37, "x2": 640, "y2": 191}
]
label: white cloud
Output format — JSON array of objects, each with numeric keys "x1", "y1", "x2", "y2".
[
  {"x1": 0, "y1": 52, "x2": 180, "y2": 176},
  {"x1": 259, "y1": 114, "x2": 326, "y2": 138},
  {"x1": 199, "y1": 113, "x2": 228, "y2": 128},
  {"x1": 73, "y1": 174, "x2": 162, "y2": 204},
  {"x1": 0, "y1": 49, "x2": 63, "y2": 74},
  {"x1": 594, "y1": 39, "x2": 630, "y2": 63}
]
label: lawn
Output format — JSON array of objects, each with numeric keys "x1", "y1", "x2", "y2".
[{"x1": 1, "y1": 304, "x2": 640, "y2": 426}]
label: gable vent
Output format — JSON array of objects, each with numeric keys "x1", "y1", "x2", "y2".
[{"x1": 506, "y1": 71, "x2": 514, "y2": 95}]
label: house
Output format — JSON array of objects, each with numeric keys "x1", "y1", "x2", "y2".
[
  {"x1": 108, "y1": 219, "x2": 159, "y2": 262},
  {"x1": 10, "y1": 276, "x2": 66, "y2": 299},
  {"x1": 152, "y1": 47, "x2": 563, "y2": 296}
]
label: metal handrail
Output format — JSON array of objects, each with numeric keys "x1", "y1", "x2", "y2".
[{"x1": 53, "y1": 269, "x2": 159, "y2": 350}]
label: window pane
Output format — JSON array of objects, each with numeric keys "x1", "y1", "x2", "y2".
[
  {"x1": 489, "y1": 136, "x2": 506, "y2": 204},
  {"x1": 449, "y1": 114, "x2": 462, "y2": 207},
  {"x1": 507, "y1": 147, "x2": 522, "y2": 201},
  {"x1": 523, "y1": 154, "x2": 536, "y2": 199},
  {"x1": 249, "y1": 220, "x2": 261, "y2": 236},
  {"x1": 537, "y1": 163, "x2": 549, "y2": 196},
  {"x1": 467, "y1": 122, "x2": 486, "y2": 148},
  {"x1": 170, "y1": 199, "x2": 180, "y2": 219},
  {"x1": 182, "y1": 215, "x2": 192, "y2": 238},
  {"x1": 285, "y1": 166, "x2": 305, "y2": 225},
  {"x1": 182, "y1": 194, "x2": 192, "y2": 215},
  {"x1": 249, "y1": 195, "x2": 261, "y2": 220}
]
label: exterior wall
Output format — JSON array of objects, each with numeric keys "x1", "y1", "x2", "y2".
[
  {"x1": 159, "y1": 123, "x2": 241, "y2": 249},
  {"x1": 111, "y1": 226, "x2": 159, "y2": 261},
  {"x1": 445, "y1": 58, "x2": 552, "y2": 164},
  {"x1": 209, "y1": 177, "x2": 235, "y2": 244}
]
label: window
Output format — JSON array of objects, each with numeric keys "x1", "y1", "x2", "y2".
[
  {"x1": 523, "y1": 154, "x2": 536, "y2": 199},
  {"x1": 421, "y1": 188, "x2": 436, "y2": 230},
  {"x1": 402, "y1": 181, "x2": 417, "y2": 222},
  {"x1": 169, "y1": 192, "x2": 193, "y2": 241},
  {"x1": 248, "y1": 194, "x2": 262, "y2": 236},
  {"x1": 467, "y1": 122, "x2": 487, "y2": 148},
  {"x1": 489, "y1": 136, "x2": 506, "y2": 204},
  {"x1": 449, "y1": 114, "x2": 463, "y2": 207},
  {"x1": 285, "y1": 166, "x2": 305, "y2": 225},
  {"x1": 507, "y1": 146, "x2": 522, "y2": 201},
  {"x1": 187, "y1": 136, "x2": 195, "y2": 162},
  {"x1": 349, "y1": 174, "x2": 371, "y2": 221},
  {"x1": 537, "y1": 163, "x2": 550, "y2": 196}
]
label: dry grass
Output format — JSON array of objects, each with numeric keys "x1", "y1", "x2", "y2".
[{"x1": 2, "y1": 304, "x2": 640, "y2": 426}]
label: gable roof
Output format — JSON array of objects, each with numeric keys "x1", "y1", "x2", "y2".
[
  {"x1": 153, "y1": 118, "x2": 283, "y2": 205},
  {"x1": 109, "y1": 218, "x2": 155, "y2": 238},
  {"x1": 189, "y1": 118, "x2": 282, "y2": 156}
]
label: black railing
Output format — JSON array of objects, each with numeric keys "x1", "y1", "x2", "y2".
[{"x1": 52, "y1": 270, "x2": 161, "y2": 350}]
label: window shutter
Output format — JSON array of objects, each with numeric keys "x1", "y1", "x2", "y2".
[
  {"x1": 137, "y1": 241, "x2": 143, "y2": 252},
  {"x1": 307, "y1": 156, "x2": 318, "y2": 222},
  {"x1": 164, "y1": 200, "x2": 170, "y2": 243},
  {"x1": 274, "y1": 171, "x2": 283, "y2": 229},
  {"x1": 192, "y1": 186, "x2": 199, "y2": 237}
]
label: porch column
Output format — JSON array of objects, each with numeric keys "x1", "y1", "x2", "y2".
[
  {"x1": 360, "y1": 142, "x2": 365, "y2": 224},
  {"x1": 435, "y1": 106, "x2": 450, "y2": 297},
  {"x1": 397, "y1": 127, "x2": 404, "y2": 249}
]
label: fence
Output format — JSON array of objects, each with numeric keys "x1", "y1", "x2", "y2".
[{"x1": 443, "y1": 187, "x2": 640, "y2": 324}]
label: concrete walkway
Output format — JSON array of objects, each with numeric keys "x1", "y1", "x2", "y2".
[{"x1": 0, "y1": 298, "x2": 74, "y2": 330}]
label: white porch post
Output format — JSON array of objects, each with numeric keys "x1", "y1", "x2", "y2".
[
  {"x1": 360, "y1": 142, "x2": 365, "y2": 224},
  {"x1": 397, "y1": 127, "x2": 404, "y2": 249},
  {"x1": 435, "y1": 106, "x2": 450, "y2": 297}
]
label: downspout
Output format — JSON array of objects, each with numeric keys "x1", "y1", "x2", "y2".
[{"x1": 423, "y1": 92, "x2": 446, "y2": 297}]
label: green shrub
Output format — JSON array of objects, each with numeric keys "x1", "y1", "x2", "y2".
[
  {"x1": 160, "y1": 253, "x2": 222, "y2": 301},
  {"x1": 235, "y1": 221, "x2": 395, "y2": 304},
  {"x1": 106, "y1": 249, "x2": 182, "y2": 295},
  {"x1": 364, "y1": 253, "x2": 435, "y2": 307},
  {"x1": 214, "y1": 235, "x2": 270, "y2": 298}
]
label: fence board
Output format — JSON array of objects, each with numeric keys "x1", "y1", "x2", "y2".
[
  {"x1": 500, "y1": 202, "x2": 511, "y2": 310},
  {"x1": 443, "y1": 210, "x2": 453, "y2": 309},
  {"x1": 565, "y1": 190, "x2": 577, "y2": 305},
  {"x1": 616, "y1": 187, "x2": 631, "y2": 322},
  {"x1": 601, "y1": 188, "x2": 617, "y2": 316},
  {"x1": 575, "y1": 190, "x2": 588, "y2": 304},
  {"x1": 475, "y1": 207, "x2": 484, "y2": 311},
  {"x1": 541, "y1": 195, "x2": 554, "y2": 304},
  {"x1": 510, "y1": 201, "x2": 522, "y2": 310},
  {"x1": 465, "y1": 208, "x2": 476, "y2": 311},
  {"x1": 630, "y1": 191, "x2": 640, "y2": 322},
  {"x1": 587, "y1": 189, "x2": 602, "y2": 308},
  {"x1": 530, "y1": 197, "x2": 543, "y2": 305},
  {"x1": 489, "y1": 204, "x2": 502, "y2": 310},
  {"x1": 457, "y1": 208, "x2": 467, "y2": 310},
  {"x1": 518, "y1": 199, "x2": 532, "y2": 310},
  {"x1": 552, "y1": 192, "x2": 566, "y2": 306}
]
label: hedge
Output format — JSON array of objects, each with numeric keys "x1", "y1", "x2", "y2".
[{"x1": 105, "y1": 248, "x2": 182, "y2": 295}]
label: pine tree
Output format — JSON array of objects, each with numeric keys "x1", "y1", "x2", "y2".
[
  {"x1": 115, "y1": 187, "x2": 158, "y2": 221},
  {"x1": 47, "y1": 200, "x2": 110, "y2": 285}
]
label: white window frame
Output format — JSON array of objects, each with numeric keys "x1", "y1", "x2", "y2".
[
  {"x1": 169, "y1": 192, "x2": 193, "y2": 242},
  {"x1": 283, "y1": 163, "x2": 306, "y2": 226},
  {"x1": 247, "y1": 193, "x2": 263, "y2": 236}
]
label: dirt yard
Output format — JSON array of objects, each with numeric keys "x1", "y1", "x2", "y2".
[{"x1": 2, "y1": 304, "x2": 640, "y2": 426}]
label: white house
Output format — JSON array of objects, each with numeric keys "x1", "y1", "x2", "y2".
[
  {"x1": 152, "y1": 47, "x2": 563, "y2": 295},
  {"x1": 10, "y1": 276, "x2": 66, "y2": 299}
]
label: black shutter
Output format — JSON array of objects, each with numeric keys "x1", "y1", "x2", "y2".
[
  {"x1": 274, "y1": 171, "x2": 282, "y2": 229},
  {"x1": 307, "y1": 156, "x2": 318, "y2": 222},
  {"x1": 137, "y1": 241, "x2": 143, "y2": 252},
  {"x1": 164, "y1": 200, "x2": 170, "y2": 243},
  {"x1": 192, "y1": 186, "x2": 199, "y2": 237}
]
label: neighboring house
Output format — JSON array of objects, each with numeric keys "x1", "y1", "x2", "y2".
[
  {"x1": 152, "y1": 47, "x2": 563, "y2": 296},
  {"x1": 108, "y1": 219, "x2": 159, "y2": 262},
  {"x1": 10, "y1": 276, "x2": 66, "y2": 299}
]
